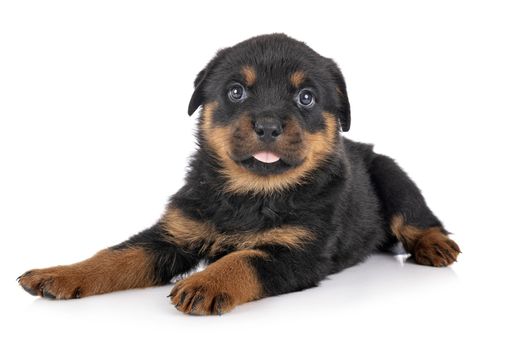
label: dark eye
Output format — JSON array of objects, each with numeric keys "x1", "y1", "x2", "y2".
[
  {"x1": 228, "y1": 84, "x2": 246, "y2": 102},
  {"x1": 298, "y1": 89, "x2": 315, "y2": 108}
]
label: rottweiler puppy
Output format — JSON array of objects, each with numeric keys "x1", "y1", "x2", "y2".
[{"x1": 18, "y1": 34, "x2": 460, "y2": 315}]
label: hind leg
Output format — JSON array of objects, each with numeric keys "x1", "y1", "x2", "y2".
[{"x1": 369, "y1": 153, "x2": 461, "y2": 266}]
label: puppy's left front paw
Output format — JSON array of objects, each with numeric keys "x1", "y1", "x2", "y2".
[
  {"x1": 169, "y1": 250, "x2": 264, "y2": 315},
  {"x1": 169, "y1": 273, "x2": 234, "y2": 316}
]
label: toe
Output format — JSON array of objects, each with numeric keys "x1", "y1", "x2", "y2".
[
  {"x1": 21, "y1": 284, "x2": 38, "y2": 296},
  {"x1": 189, "y1": 294, "x2": 205, "y2": 315},
  {"x1": 42, "y1": 290, "x2": 56, "y2": 299}
]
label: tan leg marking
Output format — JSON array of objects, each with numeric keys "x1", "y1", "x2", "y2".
[
  {"x1": 18, "y1": 248, "x2": 156, "y2": 299},
  {"x1": 390, "y1": 215, "x2": 461, "y2": 267},
  {"x1": 170, "y1": 249, "x2": 267, "y2": 315}
]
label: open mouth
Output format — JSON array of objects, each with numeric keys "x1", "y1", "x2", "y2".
[{"x1": 238, "y1": 151, "x2": 295, "y2": 174}]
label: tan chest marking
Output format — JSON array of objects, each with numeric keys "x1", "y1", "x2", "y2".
[{"x1": 161, "y1": 207, "x2": 314, "y2": 255}]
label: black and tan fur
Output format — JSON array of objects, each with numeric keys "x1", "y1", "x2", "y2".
[{"x1": 18, "y1": 34, "x2": 460, "y2": 315}]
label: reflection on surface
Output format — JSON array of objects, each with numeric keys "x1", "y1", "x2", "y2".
[{"x1": 257, "y1": 251, "x2": 460, "y2": 314}]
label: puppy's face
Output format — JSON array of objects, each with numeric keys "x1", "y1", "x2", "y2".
[{"x1": 188, "y1": 34, "x2": 351, "y2": 194}]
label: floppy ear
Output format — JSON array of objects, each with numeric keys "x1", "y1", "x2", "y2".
[
  {"x1": 187, "y1": 68, "x2": 208, "y2": 116},
  {"x1": 326, "y1": 60, "x2": 351, "y2": 132},
  {"x1": 187, "y1": 48, "x2": 230, "y2": 116}
]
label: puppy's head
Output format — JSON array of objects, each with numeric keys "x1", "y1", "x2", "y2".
[{"x1": 188, "y1": 34, "x2": 350, "y2": 195}]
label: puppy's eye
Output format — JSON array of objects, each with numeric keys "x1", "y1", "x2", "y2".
[
  {"x1": 297, "y1": 89, "x2": 315, "y2": 108},
  {"x1": 228, "y1": 84, "x2": 247, "y2": 102}
]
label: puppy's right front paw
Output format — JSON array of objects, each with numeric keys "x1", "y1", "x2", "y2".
[{"x1": 17, "y1": 267, "x2": 82, "y2": 299}]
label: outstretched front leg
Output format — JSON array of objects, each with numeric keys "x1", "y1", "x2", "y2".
[
  {"x1": 369, "y1": 153, "x2": 461, "y2": 266},
  {"x1": 169, "y1": 245, "x2": 325, "y2": 315},
  {"x1": 160, "y1": 207, "x2": 324, "y2": 315},
  {"x1": 169, "y1": 249, "x2": 267, "y2": 315},
  {"x1": 18, "y1": 224, "x2": 199, "y2": 299}
]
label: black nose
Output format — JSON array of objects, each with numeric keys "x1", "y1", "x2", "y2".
[{"x1": 253, "y1": 119, "x2": 283, "y2": 142}]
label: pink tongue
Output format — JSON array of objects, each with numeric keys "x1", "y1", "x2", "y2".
[{"x1": 253, "y1": 151, "x2": 280, "y2": 164}]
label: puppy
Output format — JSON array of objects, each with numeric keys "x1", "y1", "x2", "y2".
[{"x1": 18, "y1": 34, "x2": 460, "y2": 315}]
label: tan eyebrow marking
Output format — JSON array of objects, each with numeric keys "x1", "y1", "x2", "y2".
[
  {"x1": 290, "y1": 71, "x2": 305, "y2": 88},
  {"x1": 241, "y1": 66, "x2": 257, "y2": 86}
]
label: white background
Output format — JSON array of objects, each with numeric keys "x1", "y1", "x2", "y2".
[{"x1": 1, "y1": 0, "x2": 524, "y2": 349}]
